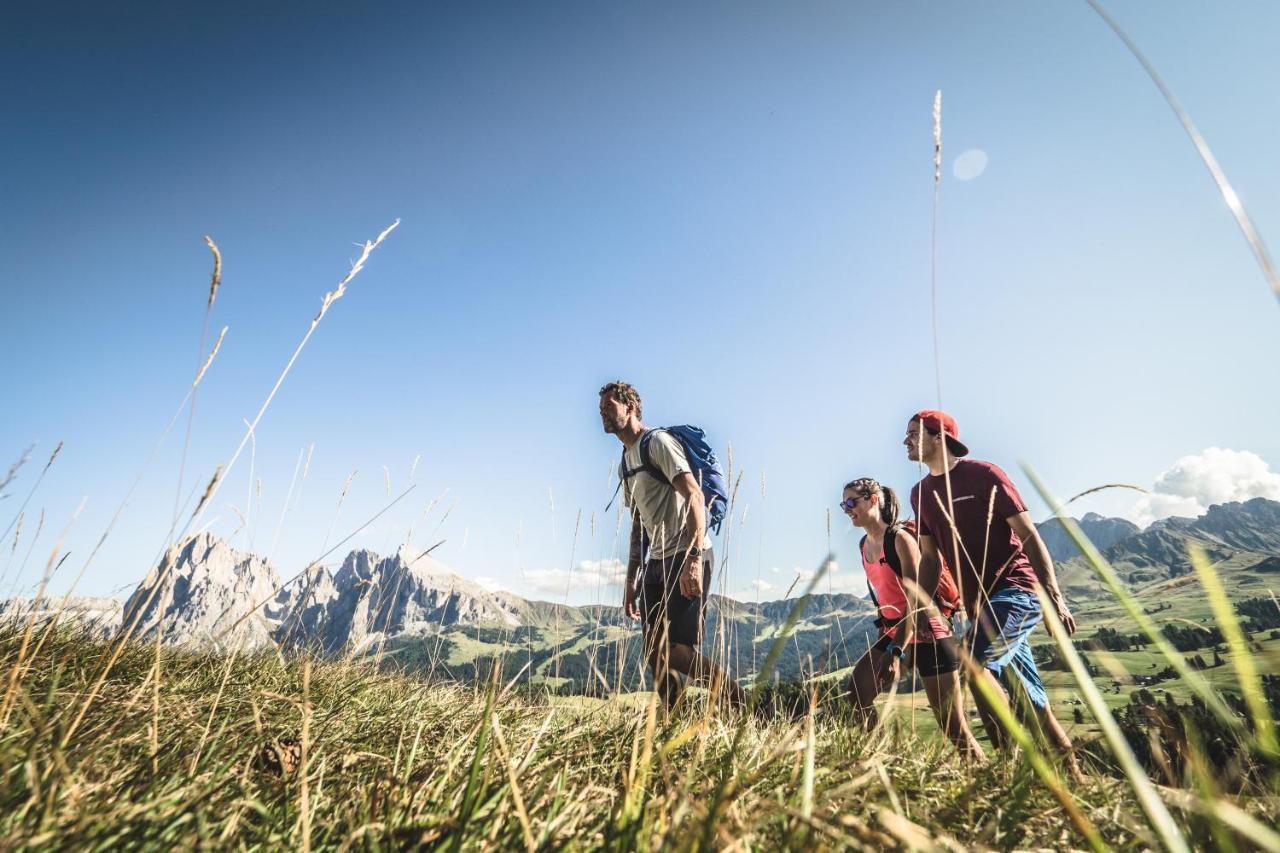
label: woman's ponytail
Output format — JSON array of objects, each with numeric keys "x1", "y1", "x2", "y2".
[{"x1": 879, "y1": 485, "x2": 900, "y2": 527}]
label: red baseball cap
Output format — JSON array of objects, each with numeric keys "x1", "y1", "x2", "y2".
[{"x1": 911, "y1": 409, "x2": 970, "y2": 457}]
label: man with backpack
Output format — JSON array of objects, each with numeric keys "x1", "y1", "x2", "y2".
[
  {"x1": 905, "y1": 410, "x2": 1081, "y2": 777},
  {"x1": 598, "y1": 381, "x2": 746, "y2": 712}
]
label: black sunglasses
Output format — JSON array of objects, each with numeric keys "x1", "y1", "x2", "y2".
[{"x1": 839, "y1": 497, "x2": 861, "y2": 512}]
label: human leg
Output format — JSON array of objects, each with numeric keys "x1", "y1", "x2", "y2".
[
  {"x1": 641, "y1": 580, "x2": 685, "y2": 709},
  {"x1": 665, "y1": 642, "x2": 747, "y2": 710},
  {"x1": 647, "y1": 552, "x2": 746, "y2": 712},
  {"x1": 966, "y1": 666, "x2": 1013, "y2": 749},
  {"x1": 847, "y1": 640, "x2": 895, "y2": 730},
  {"x1": 968, "y1": 588, "x2": 1079, "y2": 774},
  {"x1": 915, "y1": 637, "x2": 985, "y2": 762},
  {"x1": 922, "y1": 671, "x2": 985, "y2": 760}
]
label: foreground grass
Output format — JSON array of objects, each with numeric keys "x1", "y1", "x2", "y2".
[{"x1": 3, "y1": 627, "x2": 1276, "y2": 850}]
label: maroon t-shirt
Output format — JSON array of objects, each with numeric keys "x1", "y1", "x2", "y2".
[{"x1": 910, "y1": 459, "x2": 1038, "y2": 613}]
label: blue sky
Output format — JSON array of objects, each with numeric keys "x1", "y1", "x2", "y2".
[{"x1": 2, "y1": 1, "x2": 1278, "y2": 606}]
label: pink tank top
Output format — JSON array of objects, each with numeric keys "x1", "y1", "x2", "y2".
[{"x1": 860, "y1": 539, "x2": 952, "y2": 644}]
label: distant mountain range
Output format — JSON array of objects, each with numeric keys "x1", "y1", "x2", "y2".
[
  {"x1": 6, "y1": 498, "x2": 1279, "y2": 688},
  {"x1": 1038, "y1": 513, "x2": 1140, "y2": 563},
  {"x1": 1051, "y1": 497, "x2": 1280, "y2": 598}
]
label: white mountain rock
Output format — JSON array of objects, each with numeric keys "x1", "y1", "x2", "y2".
[
  {"x1": 270, "y1": 563, "x2": 339, "y2": 647},
  {"x1": 300, "y1": 544, "x2": 523, "y2": 653},
  {"x1": 110, "y1": 534, "x2": 528, "y2": 652},
  {"x1": 0, "y1": 596, "x2": 123, "y2": 639},
  {"x1": 122, "y1": 532, "x2": 282, "y2": 650}
]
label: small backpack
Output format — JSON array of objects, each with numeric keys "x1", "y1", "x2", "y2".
[
  {"x1": 861, "y1": 520, "x2": 962, "y2": 625},
  {"x1": 609, "y1": 426, "x2": 729, "y2": 534}
]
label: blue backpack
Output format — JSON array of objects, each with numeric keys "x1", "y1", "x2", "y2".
[{"x1": 610, "y1": 426, "x2": 729, "y2": 534}]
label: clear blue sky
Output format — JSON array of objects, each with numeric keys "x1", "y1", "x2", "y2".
[{"x1": 3, "y1": 1, "x2": 1278, "y2": 605}]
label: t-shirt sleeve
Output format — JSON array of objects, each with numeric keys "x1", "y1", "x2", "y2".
[
  {"x1": 987, "y1": 463, "x2": 1029, "y2": 519},
  {"x1": 648, "y1": 431, "x2": 693, "y2": 483}
]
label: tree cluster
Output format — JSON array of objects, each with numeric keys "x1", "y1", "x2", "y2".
[{"x1": 1235, "y1": 596, "x2": 1280, "y2": 633}]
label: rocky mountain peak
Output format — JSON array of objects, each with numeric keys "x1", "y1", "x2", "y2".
[
  {"x1": 1154, "y1": 497, "x2": 1280, "y2": 553},
  {"x1": 1036, "y1": 513, "x2": 1140, "y2": 563},
  {"x1": 122, "y1": 532, "x2": 282, "y2": 650}
]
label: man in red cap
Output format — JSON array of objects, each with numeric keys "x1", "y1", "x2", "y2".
[{"x1": 904, "y1": 410, "x2": 1080, "y2": 776}]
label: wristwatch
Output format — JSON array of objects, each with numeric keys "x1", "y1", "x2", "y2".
[{"x1": 686, "y1": 546, "x2": 702, "y2": 558}]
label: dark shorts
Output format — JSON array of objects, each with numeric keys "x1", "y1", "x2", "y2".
[
  {"x1": 640, "y1": 549, "x2": 714, "y2": 648},
  {"x1": 872, "y1": 631, "x2": 961, "y2": 678},
  {"x1": 965, "y1": 587, "x2": 1049, "y2": 709}
]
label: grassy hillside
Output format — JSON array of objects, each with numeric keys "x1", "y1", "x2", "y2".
[{"x1": 2, "y1": 621, "x2": 1276, "y2": 851}]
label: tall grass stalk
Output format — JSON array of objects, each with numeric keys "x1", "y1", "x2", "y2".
[
  {"x1": 184, "y1": 219, "x2": 400, "y2": 539},
  {"x1": 64, "y1": 222, "x2": 399, "y2": 746},
  {"x1": 1034, "y1": 584, "x2": 1189, "y2": 852},
  {"x1": 170, "y1": 236, "x2": 223, "y2": 545},
  {"x1": 930, "y1": 89, "x2": 944, "y2": 407},
  {"x1": 1189, "y1": 543, "x2": 1278, "y2": 756},
  {"x1": 0, "y1": 441, "x2": 62, "y2": 544},
  {"x1": 697, "y1": 557, "x2": 830, "y2": 850},
  {"x1": 972, "y1": 659, "x2": 1105, "y2": 849},
  {"x1": 1087, "y1": 0, "x2": 1280, "y2": 303}
]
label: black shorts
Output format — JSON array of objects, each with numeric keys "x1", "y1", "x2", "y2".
[
  {"x1": 872, "y1": 631, "x2": 961, "y2": 678},
  {"x1": 640, "y1": 549, "x2": 714, "y2": 648}
]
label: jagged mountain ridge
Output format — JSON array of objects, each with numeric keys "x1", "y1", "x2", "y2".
[
  {"x1": 12, "y1": 498, "x2": 1280, "y2": 664},
  {"x1": 1037, "y1": 513, "x2": 1140, "y2": 563},
  {"x1": 123, "y1": 533, "x2": 283, "y2": 649},
  {"x1": 1053, "y1": 497, "x2": 1280, "y2": 595}
]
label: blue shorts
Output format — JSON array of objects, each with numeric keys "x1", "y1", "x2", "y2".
[{"x1": 966, "y1": 587, "x2": 1049, "y2": 710}]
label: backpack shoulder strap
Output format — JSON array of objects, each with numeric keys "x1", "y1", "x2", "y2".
[
  {"x1": 881, "y1": 523, "x2": 905, "y2": 576},
  {"x1": 634, "y1": 429, "x2": 671, "y2": 484},
  {"x1": 603, "y1": 449, "x2": 627, "y2": 514},
  {"x1": 859, "y1": 533, "x2": 887, "y2": 626}
]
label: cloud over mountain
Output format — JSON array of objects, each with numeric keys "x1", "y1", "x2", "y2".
[
  {"x1": 1134, "y1": 448, "x2": 1280, "y2": 525},
  {"x1": 522, "y1": 558, "x2": 626, "y2": 596}
]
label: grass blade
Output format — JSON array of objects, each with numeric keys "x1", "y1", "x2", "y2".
[
  {"x1": 1022, "y1": 465, "x2": 1243, "y2": 733},
  {"x1": 1189, "y1": 543, "x2": 1278, "y2": 757},
  {"x1": 1035, "y1": 585, "x2": 1189, "y2": 853}
]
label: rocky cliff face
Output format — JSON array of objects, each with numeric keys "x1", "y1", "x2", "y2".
[
  {"x1": 1152, "y1": 497, "x2": 1280, "y2": 554},
  {"x1": 122, "y1": 532, "x2": 282, "y2": 650},
  {"x1": 116, "y1": 535, "x2": 531, "y2": 653},
  {"x1": 270, "y1": 563, "x2": 338, "y2": 648},
  {"x1": 1037, "y1": 513, "x2": 1140, "y2": 563},
  {"x1": 294, "y1": 545, "x2": 523, "y2": 653},
  {"x1": 1054, "y1": 498, "x2": 1280, "y2": 594}
]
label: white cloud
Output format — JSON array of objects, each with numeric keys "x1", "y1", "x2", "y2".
[
  {"x1": 749, "y1": 579, "x2": 775, "y2": 594},
  {"x1": 1133, "y1": 448, "x2": 1280, "y2": 526},
  {"x1": 474, "y1": 576, "x2": 506, "y2": 593},
  {"x1": 777, "y1": 558, "x2": 868, "y2": 598},
  {"x1": 522, "y1": 558, "x2": 627, "y2": 596}
]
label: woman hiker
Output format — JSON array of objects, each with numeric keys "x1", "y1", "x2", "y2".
[{"x1": 840, "y1": 477, "x2": 985, "y2": 762}]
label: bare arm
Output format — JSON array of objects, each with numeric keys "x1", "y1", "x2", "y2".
[
  {"x1": 625, "y1": 511, "x2": 643, "y2": 618},
  {"x1": 671, "y1": 472, "x2": 706, "y2": 597},
  {"x1": 911, "y1": 534, "x2": 943, "y2": 629},
  {"x1": 1007, "y1": 511, "x2": 1076, "y2": 635}
]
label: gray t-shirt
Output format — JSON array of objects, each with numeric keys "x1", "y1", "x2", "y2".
[{"x1": 621, "y1": 430, "x2": 711, "y2": 562}]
